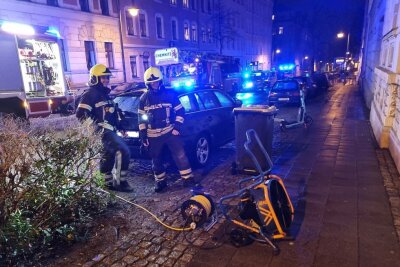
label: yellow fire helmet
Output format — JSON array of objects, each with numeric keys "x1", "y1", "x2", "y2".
[
  {"x1": 144, "y1": 67, "x2": 163, "y2": 85},
  {"x1": 89, "y1": 64, "x2": 112, "y2": 86}
]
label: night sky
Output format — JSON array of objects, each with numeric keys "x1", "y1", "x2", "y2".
[{"x1": 274, "y1": 0, "x2": 366, "y2": 61}]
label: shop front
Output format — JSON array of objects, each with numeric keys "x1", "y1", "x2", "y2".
[{"x1": 0, "y1": 21, "x2": 67, "y2": 118}]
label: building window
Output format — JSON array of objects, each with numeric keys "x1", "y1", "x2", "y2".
[
  {"x1": 184, "y1": 23, "x2": 190, "y2": 41},
  {"x1": 208, "y1": 27, "x2": 212, "y2": 43},
  {"x1": 191, "y1": 0, "x2": 196, "y2": 10},
  {"x1": 126, "y1": 10, "x2": 136, "y2": 36},
  {"x1": 79, "y1": 0, "x2": 90, "y2": 12},
  {"x1": 183, "y1": 0, "x2": 189, "y2": 8},
  {"x1": 105, "y1": 42, "x2": 114, "y2": 69},
  {"x1": 100, "y1": 0, "x2": 109, "y2": 15},
  {"x1": 278, "y1": 27, "x2": 284, "y2": 34},
  {"x1": 59, "y1": 39, "x2": 68, "y2": 71},
  {"x1": 201, "y1": 0, "x2": 205, "y2": 12},
  {"x1": 201, "y1": 27, "x2": 206, "y2": 42},
  {"x1": 171, "y1": 19, "x2": 178, "y2": 40},
  {"x1": 388, "y1": 43, "x2": 394, "y2": 68},
  {"x1": 84, "y1": 41, "x2": 96, "y2": 70},
  {"x1": 139, "y1": 12, "x2": 148, "y2": 37},
  {"x1": 191, "y1": 24, "x2": 197, "y2": 42},
  {"x1": 156, "y1": 15, "x2": 164, "y2": 39},
  {"x1": 47, "y1": 0, "x2": 58, "y2": 6},
  {"x1": 130, "y1": 56, "x2": 138, "y2": 78},
  {"x1": 143, "y1": 55, "x2": 150, "y2": 71},
  {"x1": 170, "y1": 0, "x2": 177, "y2": 5},
  {"x1": 207, "y1": 0, "x2": 211, "y2": 12}
]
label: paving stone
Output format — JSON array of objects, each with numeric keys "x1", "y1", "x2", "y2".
[
  {"x1": 159, "y1": 248, "x2": 172, "y2": 257},
  {"x1": 122, "y1": 255, "x2": 139, "y2": 265},
  {"x1": 134, "y1": 259, "x2": 148, "y2": 267},
  {"x1": 110, "y1": 262, "x2": 127, "y2": 267},
  {"x1": 92, "y1": 254, "x2": 106, "y2": 262},
  {"x1": 152, "y1": 236, "x2": 165, "y2": 245},
  {"x1": 134, "y1": 248, "x2": 150, "y2": 259},
  {"x1": 155, "y1": 256, "x2": 168, "y2": 265},
  {"x1": 173, "y1": 244, "x2": 187, "y2": 252},
  {"x1": 82, "y1": 261, "x2": 96, "y2": 267},
  {"x1": 138, "y1": 241, "x2": 152, "y2": 249},
  {"x1": 179, "y1": 253, "x2": 194, "y2": 263},
  {"x1": 169, "y1": 250, "x2": 183, "y2": 260},
  {"x1": 147, "y1": 254, "x2": 158, "y2": 262},
  {"x1": 163, "y1": 258, "x2": 176, "y2": 267}
]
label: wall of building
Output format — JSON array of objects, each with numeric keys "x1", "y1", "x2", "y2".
[
  {"x1": 119, "y1": 0, "x2": 273, "y2": 82},
  {"x1": 0, "y1": 0, "x2": 123, "y2": 91},
  {"x1": 1, "y1": 0, "x2": 273, "y2": 90},
  {"x1": 360, "y1": 0, "x2": 386, "y2": 109},
  {"x1": 365, "y1": 0, "x2": 400, "y2": 172}
]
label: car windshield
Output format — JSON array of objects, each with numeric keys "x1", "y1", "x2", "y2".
[
  {"x1": 273, "y1": 81, "x2": 298, "y2": 91},
  {"x1": 114, "y1": 94, "x2": 142, "y2": 115}
]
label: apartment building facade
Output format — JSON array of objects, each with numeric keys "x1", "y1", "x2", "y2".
[
  {"x1": 0, "y1": 0, "x2": 273, "y2": 90},
  {"x1": 361, "y1": 0, "x2": 400, "y2": 172},
  {"x1": 0, "y1": 0, "x2": 126, "y2": 90}
]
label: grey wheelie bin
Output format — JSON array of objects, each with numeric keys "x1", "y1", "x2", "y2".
[{"x1": 232, "y1": 105, "x2": 277, "y2": 174}]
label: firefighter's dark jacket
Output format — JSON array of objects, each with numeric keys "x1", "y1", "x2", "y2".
[
  {"x1": 138, "y1": 86, "x2": 185, "y2": 139},
  {"x1": 76, "y1": 84, "x2": 122, "y2": 132}
]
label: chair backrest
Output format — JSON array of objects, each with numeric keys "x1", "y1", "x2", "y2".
[{"x1": 244, "y1": 129, "x2": 274, "y2": 176}]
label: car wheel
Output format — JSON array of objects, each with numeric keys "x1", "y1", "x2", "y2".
[{"x1": 194, "y1": 134, "x2": 211, "y2": 167}]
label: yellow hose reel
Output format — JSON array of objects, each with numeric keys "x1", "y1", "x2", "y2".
[{"x1": 181, "y1": 194, "x2": 215, "y2": 229}]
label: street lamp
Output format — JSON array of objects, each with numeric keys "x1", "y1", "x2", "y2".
[
  {"x1": 272, "y1": 49, "x2": 281, "y2": 68},
  {"x1": 337, "y1": 32, "x2": 350, "y2": 57},
  {"x1": 117, "y1": 0, "x2": 139, "y2": 82}
]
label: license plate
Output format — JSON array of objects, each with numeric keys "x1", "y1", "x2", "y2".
[{"x1": 278, "y1": 98, "x2": 290, "y2": 101}]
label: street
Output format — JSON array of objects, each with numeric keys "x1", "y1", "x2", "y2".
[{"x1": 48, "y1": 83, "x2": 400, "y2": 267}]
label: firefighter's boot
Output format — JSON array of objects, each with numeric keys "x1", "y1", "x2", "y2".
[
  {"x1": 154, "y1": 180, "x2": 167, "y2": 193},
  {"x1": 119, "y1": 171, "x2": 133, "y2": 193}
]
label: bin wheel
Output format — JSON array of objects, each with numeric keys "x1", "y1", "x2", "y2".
[
  {"x1": 280, "y1": 121, "x2": 288, "y2": 132},
  {"x1": 272, "y1": 247, "x2": 280, "y2": 256},
  {"x1": 304, "y1": 115, "x2": 313, "y2": 128},
  {"x1": 231, "y1": 162, "x2": 237, "y2": 175}
]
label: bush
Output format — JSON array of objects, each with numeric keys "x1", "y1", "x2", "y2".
[{"x1": 0, "y1": 116, "x2": 110, "y2": 265}]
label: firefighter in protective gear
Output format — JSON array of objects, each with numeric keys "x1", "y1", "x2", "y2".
[
  {"x1": 76, "y1": 64, "x2": 133, "y2": 192},
  {"x1": 139, "y1": 67, "x2": 196, "y2": 192}
]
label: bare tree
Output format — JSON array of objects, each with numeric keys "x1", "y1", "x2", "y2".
[{"x1": 211, "y1": 1, "x2": 238, "y2": 55}]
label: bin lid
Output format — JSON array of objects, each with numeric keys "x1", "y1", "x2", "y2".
[{"x1": 233, "y1": 105, "x2": 277, "y2": 114}]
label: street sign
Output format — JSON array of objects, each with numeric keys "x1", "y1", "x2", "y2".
[{"x1": 155, "y1": 47, "x2": 179, "y2": 66}]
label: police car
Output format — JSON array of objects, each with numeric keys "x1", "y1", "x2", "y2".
[{"x1": 114, "y1": 85, "x2": 240, "y2": 167}]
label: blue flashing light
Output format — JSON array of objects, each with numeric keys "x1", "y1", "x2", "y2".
[
  {"x1": 172, "y1": 81, "x2": 181, "y2": 88},
  {"x1": 185, "y1": 80, "x2": 193, "y2": 87},
  {"x1": 279, "y1": 64, "x2": 295, "y2": 71},
  {"x1": 243, "y1": 72, "x2": 251, "y2": 79},
  {"x1": 243, "y1": 81, "x2": 254, "y2": 89},
  {"x1": 236, "y1": 93, "x2": 253, "y2": 100},
  {"x1": 46, "y1": 27, "x2": 61, "y2": 38}
]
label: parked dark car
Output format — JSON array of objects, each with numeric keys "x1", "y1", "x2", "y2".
[
  {"x1": 292, "y1": 76, "x2": 318, "y2": 98},
  {"x1": 114, "y1": 87, "x2": 239, "y2": 167},
  {"x1": 268, "y1": 80, "x2": 302, "y2": 105},
  {"x1": 312, "y1": 72, "x2": 331, "y2": 91}
]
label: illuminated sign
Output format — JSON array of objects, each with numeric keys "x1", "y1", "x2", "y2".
[{"x1": 155, "y1": 47, "x2": 179, "y2": 66}]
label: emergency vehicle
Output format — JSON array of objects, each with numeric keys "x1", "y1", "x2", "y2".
[{"x1": 0, "y1": 21, "x2": 67, "y2": 118}]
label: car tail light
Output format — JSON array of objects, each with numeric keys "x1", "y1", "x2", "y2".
[
  {"x1": 269, "y1": 92, "x2": 278, "y2": 96},
  {"x1": 292, "y1": 91, "x2": 300, "y2": 96}
]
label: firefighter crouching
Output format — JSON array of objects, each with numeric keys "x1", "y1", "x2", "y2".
[
  {"x1": 139, "y1": 67, "x2": 197, "y2": 193},
  {"x1": 76, "y1": 64, "x2": 133, "y2": 192}
]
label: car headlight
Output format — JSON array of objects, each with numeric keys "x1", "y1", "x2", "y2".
[{"x1": 117, "y1": 131, "x2": 140, "y2": 138}]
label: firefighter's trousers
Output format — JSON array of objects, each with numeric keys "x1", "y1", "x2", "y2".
[
  {"x1": 101, "y1": 130, "x2": 131, "y2": 175},
  {"x1": 148, "y1": 131, "x2": 193, "y2": 182}
]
